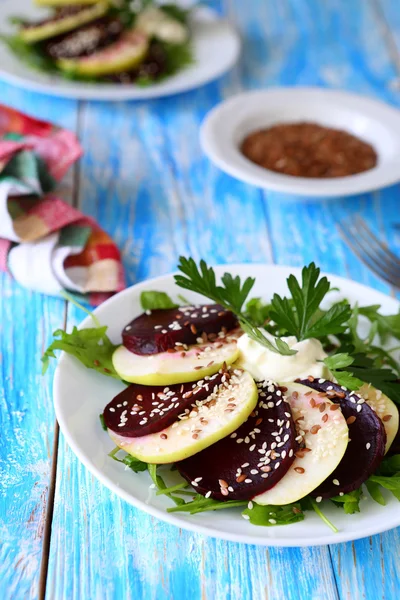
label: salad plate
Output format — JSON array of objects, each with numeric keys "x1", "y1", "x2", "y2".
[
  {"x1": 0, "y1": 1, "x2": 240, "y2": 100},
  {"x1": 52, "y1": 263, "x2": 400, "y2": 547}
]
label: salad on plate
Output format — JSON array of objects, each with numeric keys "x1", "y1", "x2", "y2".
[
  {"x1": 44, "y1": 259, "x2": 400, "y2": 532},
  {"x1": 2, "y1": 0, "x2": 193, "y2": 84}
]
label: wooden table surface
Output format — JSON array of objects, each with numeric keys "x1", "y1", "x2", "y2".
[{"x1": 1, "y1": 1, "x2": 400, "y2": 598}]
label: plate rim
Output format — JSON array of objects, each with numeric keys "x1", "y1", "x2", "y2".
[
  {"x1": 200, "y1": 87, "x2": 400, "y2": 198},
  {"x1": 53, "y1": 263, "x2": 400, "y2": 546}
]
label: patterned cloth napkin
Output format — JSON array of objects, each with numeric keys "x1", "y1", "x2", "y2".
[{"x1": 0, "y1": 105, "x2": 125, "y2": 305}]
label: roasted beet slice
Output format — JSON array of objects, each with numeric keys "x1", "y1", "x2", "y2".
[
  {"x1": 176, "y1": 381, "x2": 297, "y2": 501},
  {"x1": 299, "y1": 378, "x2": 386, "y2": 498},
  {"x1": 104, "y1": 371, "x2": 226, "y2": 437},
  {"x1": 122, "y1": 304, "x2": 238, "y2": 355},
  {"x1": 44, "y1": 17, "x2": 124, "y2": 59}
]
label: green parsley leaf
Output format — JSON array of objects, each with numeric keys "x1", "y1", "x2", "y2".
[
  {"x1": 42, "y1": 325, "x2": 120, "y2": 379},
  {"x1": 175, "y1": 257, "x2": 295, "y2": 355},
  {"x1": 324, "y1": 352, "x2": 355, "y2": 370},
  {"x1": 270, "y1": 263, "x2": 351, "y2": 341},
  {"x1": 140, "y1": 290, "x2": 178, "y2": 310},
  {"x1": 330, "y1": 489, "x2": 362, "y2": 514},
  {"x1": 242, "y1": 502, "x2": 304, "y2": 526},
  {"x1": 369, "y1": 474, "x2": 400, "y2": 501}
]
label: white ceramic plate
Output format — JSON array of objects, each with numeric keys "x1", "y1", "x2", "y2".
[
  {"x1": 54, "y1": 264, "x2": 400, "y2": 546},
  {"x1": 200, "y1": 88, "x2": 400, "y2": 198},
  {"x1": 0, "y1": 1, "x2": 240, "y2": 100}
]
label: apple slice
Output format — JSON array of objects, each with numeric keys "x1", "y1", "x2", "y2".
[
  {"x1": 176, "y1": 380, "x2": 297, "y2": 501},
  {"x1": 299, "y1": 378, "x2": 386, "y2": 498},
  {"x1": 103, "y1": 371, "x2": 227, "y2": 438},
  {"x1": 57, "y1": 29, "x2": 149, "y2": 77},
  {"x1": 358, "y1": 383, "x2": 399, "y2": 453},
  {"x1": 254, "y1": 382, "x2": 349, "y2": 506},
  {"x1": 112, "y1": 334, "x2": 240, "y2": 386},
  {"x1": 20, "y1": 2, "x2": 108, "y2": 43},
  {"x1": 108, "y1": 369, "x2": 258, "y2": 464}
]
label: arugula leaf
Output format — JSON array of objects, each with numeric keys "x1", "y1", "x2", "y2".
[
  {"x1": 161, "y1": 4, "x2": 191, "y2": 25},
  {"x1": 108, "y1": 447, "x2": 148, "y2": 473},
  {"x1": 270, "y1": 263, "x2": 351, "y2": 341},
  {"x1": 42, "y1": 325, "x2": 121, "y2": 379},
  {"x1": 324, "y1": 353, "x2": 364, "y2": 390},
  {"x1": 307, "y1": 498, "x2": 338, "y2": 532},
  {"x1": 175, "y1": 257, "x2": 295, "y2": 355},
  {"x1": 330, "y1": 489, "x2": 362, "y2": 514},
  {"x1": 358, "y1": 305, "x2": 400, "y2": 343},
  {"x1": 369, "y1": 474, "x2": 400, "y2": 501},
  {"x1": 140, "y1": 290, "x2": 178, "y2": 310},
  {"x1": 365, "y1": 480, "x2": 386, "y2": 505},
  {"x1": 377, "y1": 454, "x2": 400, "y2": 476},
  {"x1": 167, "y1": 495, "x2": 247, "y2": 514},
  {"x1": 0, "y1": 35, "x2": 58, "y2": 74},
  {"x1": 342, "y1": 354, "x2": 400, "y2": 404},
  {"x1": 148, "y1": 464, "x2": 186, "y2": 506},
  {"x1": 242, "y1": 502, "x2": 304, "y2": 526},
  {"x1": 99, "y1": 414, "x2": 107, "y2": 431}
]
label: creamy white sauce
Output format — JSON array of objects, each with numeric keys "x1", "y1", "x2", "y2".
[{"x1": 237, "y1": 330, "x2": 328, "y2": 382}]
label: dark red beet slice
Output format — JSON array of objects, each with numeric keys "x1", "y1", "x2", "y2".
[
  {"x1": 299, "y1": 378, "x2": 386, "y2": 498},
  {"x1": 122, "y1": 304, "x2": 238, "y2": 355},
  {"x1": 104, "y1": 371, "x2": 225, "y2": 437},
  {"x1": 44, "y1": 18, "x2": 124, "y2": 59},
  {"x1": 176, "y1": 381, "x2": 297, "y2": 501}
]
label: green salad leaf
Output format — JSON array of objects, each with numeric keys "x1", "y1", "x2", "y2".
[
  {"x1": 330, "y1": 489, "x2": 362, "y2": 514},
  {"x1": 42, "y1": 325, "x2": 120, "y2": 379},
  {"x1": 167, "y1": 495, "x2": 247, "y2": 514},
  {"x1": 242, "y1": 502, "x2": 304, "y2": 526},
  {"x1": 140, "y1": 290, "x2": 178, "y2": 310},
  {"x1": 109, "y1": 447, "x2": 148, "y2": 473}
]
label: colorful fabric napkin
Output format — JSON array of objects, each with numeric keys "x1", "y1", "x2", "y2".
[{"x1": 0, "y1": 105, "x2": 125, "y2": 305}]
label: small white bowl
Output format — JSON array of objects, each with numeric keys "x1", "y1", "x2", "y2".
[{"x1": 200, "y1": 87, "x2": 400, "y2": 198}]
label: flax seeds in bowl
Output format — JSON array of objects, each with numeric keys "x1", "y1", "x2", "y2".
[{"x1": 240, "y1": 122, "x2": 378, "y2": 178}]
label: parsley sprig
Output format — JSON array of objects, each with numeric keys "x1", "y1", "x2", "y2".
[{"x1": 175, "y1": 257, "x2": 295, "y2": 355}]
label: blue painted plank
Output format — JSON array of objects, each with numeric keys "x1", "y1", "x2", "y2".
[{"x1": 0, "y1": 84, "x2": 78, "y2": 598}]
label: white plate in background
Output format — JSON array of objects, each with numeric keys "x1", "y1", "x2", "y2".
[
  {"x1": 201, "y1": 88, "x2": 400, "y2": 198},
  {"x1": 53, "y1": 264, "x2": 400, "y2": 546},
  {"x1": 0, "y1": 1, "x2": 240, "y2": 100}
]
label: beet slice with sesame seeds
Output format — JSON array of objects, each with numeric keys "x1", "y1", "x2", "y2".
[
  {"x1": 122, "y1": 304, "x2": 238, "y2": 355},
  {"x1": 104, "y1": 371, "x2": 225, "y2": 438},
  {"x1": 175, "y1": 381, "x2": 298, "y2": 501},
  {"x1": 299, "y1": 378, "x2": 386, "y2": 498}
]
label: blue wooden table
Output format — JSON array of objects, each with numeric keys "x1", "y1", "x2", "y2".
[{"x1": 1, "y1": 1, "x2": 400, "y2": 598}]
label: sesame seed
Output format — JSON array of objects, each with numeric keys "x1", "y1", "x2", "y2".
[
  {"x1": 244, "y1": 479, "x2": 252, "y2": 483},
  {"x1": 366, "y1": 442, "x2": 371, "y2": 450},
  {"x1": 248, "y1": 501, "x2": 253, "y2": 509},
  {"x1": 109, "y1": 407, "x2": 115, "y2": 412},
  {"x1": 242, "y1": 514, "x2": 250, "y2": 520},
  {"x1": 191, "y1": 481, "x2": 198, "y2": 486},
  {"x1": 205, "y1": 491, "x2": 212, "y2": 498},
  {"x1": 316, "y1": 496, "x2": 323, "y2": 503},
  {"x1": 332, "y1": 479, "x2": 340, "y2": 486},
  {"x1": 220, "y1": 488, "x2": 229, "y2": 496},
  {"x1": 269, "y1": 518, "x2": 277, "y2": 524},
  {"x1": 219, "y1": 479, "x2": 228, "y2": 488}
]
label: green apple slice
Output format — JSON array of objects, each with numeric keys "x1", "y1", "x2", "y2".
[
  {"x1": 113, "y1": 337, "x2": 240, "y2": 386},
  {"x1": 20, "y1": 2, "x2": 109, "y2": 43},
  {"x1": 57, "y1": 29, "x2": 149, "y2": 77},
  {"x1": 108, "y1": 369, "x2": 258, "y2": 464},
  {"x1": 358, "y1": 383, "x2": 399, "y2": 453},
  {"x1": 255, "y1": 382, "x2": 349, "y2": 506}
]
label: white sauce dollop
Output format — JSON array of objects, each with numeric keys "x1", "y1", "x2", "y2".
[{"x1": 237, "y1": 330, "x2": 328, "y2": 382}]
